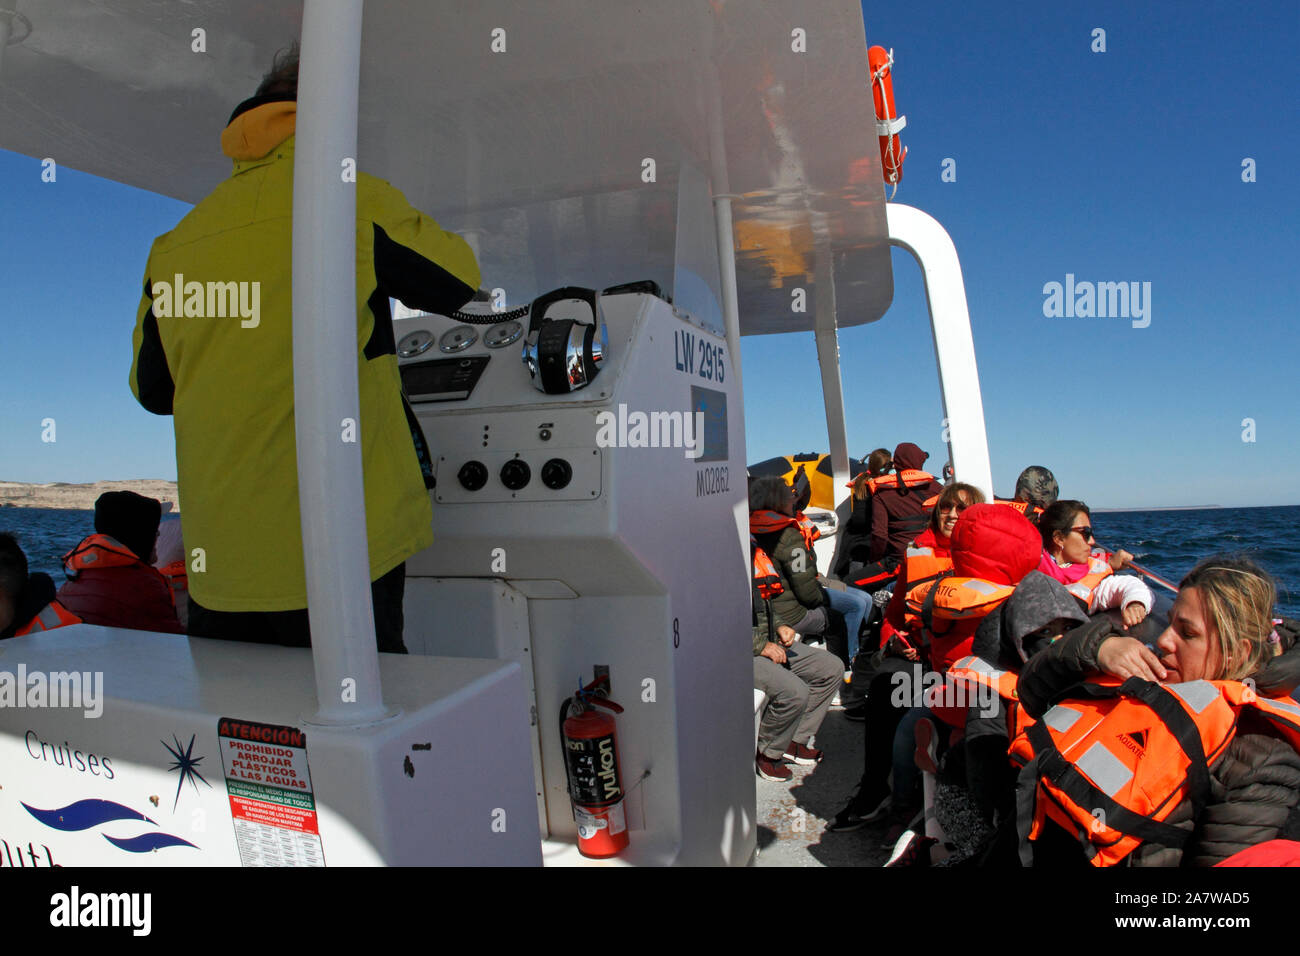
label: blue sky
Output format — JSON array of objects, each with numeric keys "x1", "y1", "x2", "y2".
[{"x1": 2, "y1": 1, "x2": 1296, "y2": 509}]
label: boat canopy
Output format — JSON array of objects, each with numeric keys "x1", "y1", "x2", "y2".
[{"x1": 0, "y1": 0, "x2": 893, "y2": 336}]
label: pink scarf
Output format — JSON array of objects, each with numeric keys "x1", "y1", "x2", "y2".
[{"x1": 1037, "y1": 548, "x2": 1093, "y2": 585}]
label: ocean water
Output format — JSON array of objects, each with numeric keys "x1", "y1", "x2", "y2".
[
  {"x1": 1091, "y1": 506, "x2": 1300, "y2": 619},
  {"x1": 3, "y1": 503, "x2": 1298, "y2": 618}
]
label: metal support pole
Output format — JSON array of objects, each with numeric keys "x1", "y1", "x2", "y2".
[
  {"x1": 707, "y1": 66, "x2": 751, "y2": 564},
  {"x1": 293, "y1": 0, "x2": 391, "y2": 725},
  {"x1": 885, "y1": 202, "x2": 994, "y2": 500},
  {"x1": 813, "y1": 252, "x2": 851, "y2": 514}
]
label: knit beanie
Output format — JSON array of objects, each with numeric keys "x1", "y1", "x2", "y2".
[{"x1": 94, "y1": 491, "x2": 162, "y2": 562}]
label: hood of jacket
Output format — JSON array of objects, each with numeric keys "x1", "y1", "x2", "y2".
[
  {"x1": 892, "y1": 442, "x2": 929, "y2": 471},
  {"x1": 950, "y1": 502, "x2": 1042, "y2": 586},
  {"x1": 971, "y1": 570, "x2": 1090, "y2": 666},
  {"x1": 221, "y1": 95, "x2": 297, "y2": 162}
]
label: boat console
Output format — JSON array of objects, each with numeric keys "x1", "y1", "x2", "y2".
[{"x1": 398, "y1": 287, "x2": 755, "y2": 865}]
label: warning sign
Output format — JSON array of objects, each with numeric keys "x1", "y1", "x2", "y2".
[{"x1": 218, "y1": 717, "x2": 325, "y2": 867}]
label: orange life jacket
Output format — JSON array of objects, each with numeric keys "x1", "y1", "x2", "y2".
[
  {"x1": 867, "y1": 469, "x2": 936, "y2": 496},
  {"x1": 158, "y1": 559, "x2": 189, "y2": 611},
  {"x1": 1058, "y1": 555, "x2": 1113, "y2": 607},
  {"x1": 752, "y1": 546, "x2": 784, "y2": 601},
  {"x1": 14, "y1": 599, "x2": 82, "y2": 635},
  {"x1": 892, "y1": 541, "x2": 954, "y2": 631},
  {"x1": 1009, "y1": 678, "x2": 1300, "y2": 867},
  {"x1": 907, "y1": 577, "x2": 1017, "y2": 672},
  {"x1": 919, "y1": 495, "x2": 1045, "y2": 520},
  {"x1": 901, "y1": 542, "x2": 953, "y2": 593},
  {"x1": 749, "y1": 509, "x2": 798, "y2": 536},
  {"x1": 998, "y1": 498, "x2": 1045, "y2": 521},
  {"x1": 794, "y1": 511, "x2": 820, "y2": 555},
  {"x1": 947, "y1": 654, "x2": 1031, "y2": 739},
  {"x1": 63, "y1": 533, "x2": 150, "y2": 576}
]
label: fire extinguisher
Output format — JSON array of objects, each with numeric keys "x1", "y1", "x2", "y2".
[{"x1": 561, "y1": 676, "x2": 629, "y2": 858}]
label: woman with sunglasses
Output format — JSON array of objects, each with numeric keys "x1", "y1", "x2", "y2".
[{"x1": 1037, "y1": 499, "x2": 1152, "y2": 627}]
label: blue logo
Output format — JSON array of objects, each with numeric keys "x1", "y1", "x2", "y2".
[{"x1": 22, "y1": 799, "x2": 197, "y2": 853}]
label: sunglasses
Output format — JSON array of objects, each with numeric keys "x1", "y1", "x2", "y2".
[{"x1": 1071, "y1": 526, "x2": 1094, "y2": 540}]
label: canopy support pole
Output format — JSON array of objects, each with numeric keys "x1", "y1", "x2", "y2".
[
  {"x1": 293, "y1": 0, "x2": 391, "y2": 725},
  {"x1": 885, "y1": 202, "x2": 994, "y2": 500},
  {"x1": 813, "y1": 252, "x2": 851, "y2": 514}
]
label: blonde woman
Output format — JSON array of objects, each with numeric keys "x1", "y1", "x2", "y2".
[{"x1": 1015, "y1": 557, "x2": 1300, "y2": 866}]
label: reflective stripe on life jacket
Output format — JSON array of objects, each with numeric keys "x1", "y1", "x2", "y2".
[
  {"x1": 62, "y1": 534, "x2": 147, "y2": 578},
  {"x1": 14, "y1": 599, "x2": 82, "y2": 635},
  {"x1": 867, "y1": 469, "x2": 935, "y2": 496},
  {"x1": 1009, "y1": 678, "x2": 1300, "y2": 867}
]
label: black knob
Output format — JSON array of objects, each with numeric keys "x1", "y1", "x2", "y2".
[
  {"x1": 541, "y1": 458, "x2": 572, "y2": 490},
  {"x1": 500, "y1": 459, "x2": 531, "y2": 490},
  {"x1": 457, "y1": 460, "x2": 488, "y2": 491}
]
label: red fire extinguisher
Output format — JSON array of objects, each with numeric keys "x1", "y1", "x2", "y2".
[{"x1": 561, "y1": 676, "x2": 629, "y2": 858}]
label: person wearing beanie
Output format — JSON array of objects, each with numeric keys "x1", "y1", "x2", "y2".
[
  {"x1": 55, "y1": 492, "x2": 183, "y2": 634},
  {"x1": 867, "y1": 442, "x2": 945, "y2": 564},
  {"x1": 94, "y1": 490, "x2": 162, "y2": 562},
  {"x1": 1013, "y1": 465, "x2": 1058, "y2": 511}
]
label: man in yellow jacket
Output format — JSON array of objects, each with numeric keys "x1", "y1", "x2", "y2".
[{"x1": 130, "y1": 48, "x2": 480, "y2": 652}]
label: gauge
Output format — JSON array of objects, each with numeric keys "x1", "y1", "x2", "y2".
[
  {"x1": 483, "y1": 320, "x2": 523, "y2": 349},
  {"x1": 397, "y1": 329, "x2": 435, "y2": 358},
  {"x1": 438, "y1": 325, "x2": 478, "y2": 353}
]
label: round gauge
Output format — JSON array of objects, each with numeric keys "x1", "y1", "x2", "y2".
[
  {"x1": 438, "y1": 325, "x2": 478, "y2": 353},
  {"x1": 483, "y1": 320, "x2": 524, "y2": 349},
  {"x1": 397, "y1": 329, "x2": 435, "y2": 358}
]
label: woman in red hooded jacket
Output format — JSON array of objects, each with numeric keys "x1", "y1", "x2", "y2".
[{"x1": 829, "y1": 503, "x2": 1041, "y2": 832}]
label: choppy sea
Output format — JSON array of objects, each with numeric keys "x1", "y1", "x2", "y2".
[{"x1": 3, "y1": 504, "x2": 1298, "y2": 618}]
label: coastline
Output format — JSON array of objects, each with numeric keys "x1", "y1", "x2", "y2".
[{"x1": 0, "y1": 480, "x2": 180, "y2": 513}]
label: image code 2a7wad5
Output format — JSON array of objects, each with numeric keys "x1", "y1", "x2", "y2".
[{"x1": 217, "y1": 717, "x2": 325, "y2": 867}]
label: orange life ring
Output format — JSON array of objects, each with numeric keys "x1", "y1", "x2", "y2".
[{"x1": 868, "y1": 45, "x2": 906, "y2": 186}]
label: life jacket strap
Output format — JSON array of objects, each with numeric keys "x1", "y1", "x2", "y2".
[{"x1": 1019, "y1": 678, "x2": 1213, "y2": 863}]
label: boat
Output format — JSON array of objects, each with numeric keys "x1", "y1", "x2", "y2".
[{"x1": 0, "y1": 0, "x2": 994, "y2": 867}]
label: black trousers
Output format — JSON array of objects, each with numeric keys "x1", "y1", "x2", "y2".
[{"x1": 187, "y1": 562, "x2": 408, "y2": 654}]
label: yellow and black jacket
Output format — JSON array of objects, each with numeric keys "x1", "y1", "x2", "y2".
[{"x1": 131, "y1": 96, "x2": 480, "y2": 611}]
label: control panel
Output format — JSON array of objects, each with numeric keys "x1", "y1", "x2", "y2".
[{"x1": 396, "y1": 289, "x2": 650, "y2": 506}]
